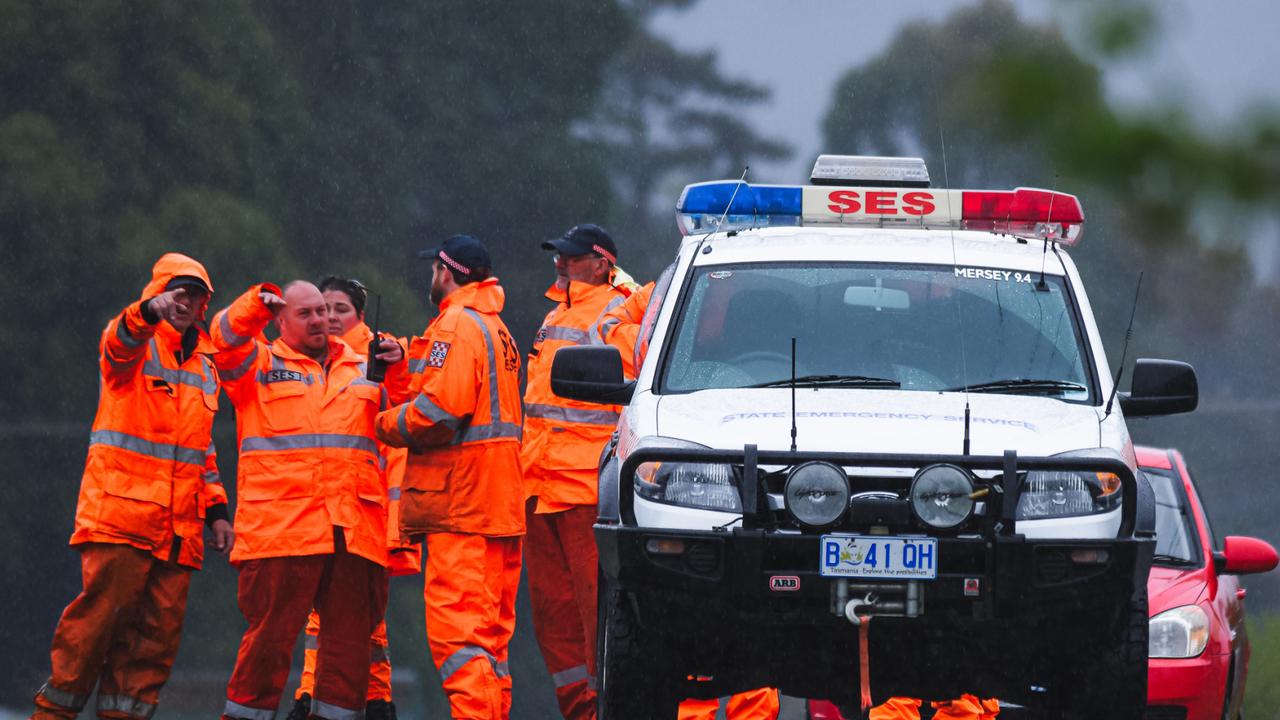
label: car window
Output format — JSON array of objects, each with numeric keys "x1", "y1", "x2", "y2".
[
  {"x1": 658, "y1": 261, "x2": 1093, "y2": 400},
  {"x1": 1142, "y1": 468, "x2": 1202, "y2": 566}
]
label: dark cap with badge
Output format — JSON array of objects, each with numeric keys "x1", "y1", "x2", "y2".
[
  {"x1": 542, "y1": 224, "x2": 618, "y2": 265},
  {"x1": 419, "y1": 234, "x2": 493, "y2": 276},
  {"x1": 165, "y1": 275, "x2": 211, "y2": 295}
]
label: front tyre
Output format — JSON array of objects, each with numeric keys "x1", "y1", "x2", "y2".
[
  {"x1": 597, "y1": 573, "x2": 681, "y2": 720},
  {"x1": 1055, "y1": 596, "x2": 1148, "y2": 719}
]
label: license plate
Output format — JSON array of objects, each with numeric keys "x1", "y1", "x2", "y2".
[{"x1": 819, "y1": 534, "x2": 938, "y2": 579}]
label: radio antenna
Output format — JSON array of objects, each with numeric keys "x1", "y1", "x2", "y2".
[
  {"x1": 690, "y1": 165, "x2": 750, "y2": 258},
  {"x1": 790, "y1": 337, "x2": 798, "y2": 453},
  {"x1": 1104, "y1": 272, "x2": 1144, "y2": 418},
  {"x1": 927, "y1": 42, "x2": 971, "y2": 455}
]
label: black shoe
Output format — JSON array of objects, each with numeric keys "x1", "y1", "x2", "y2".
[
  {"x1": 285, "y1": 693, "x2": 311, "y2": 720},
  {"x1": 365, "y1": 699, "x2": 397, "y2": 720}
]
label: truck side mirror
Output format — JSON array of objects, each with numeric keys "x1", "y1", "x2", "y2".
[
  {"x1": 1119, "y1": 359, "x2": 1198, "y2": 417},
  {"x1": 551, "y1": 345, "x2": 635, "y2": 405}
]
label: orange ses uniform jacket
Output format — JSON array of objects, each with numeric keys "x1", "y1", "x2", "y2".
[
  {"x1": 522, "y1": 281, "x2": 630, "y2": 512},
  {"x1": 340, "y1": 322, "x2": 421, "y2": 575},
  {"x1": 594, "y1": 281, "x2": 654, "y2": 380},
  {"x1": 376, "y1": 277, "x2": 524, "y2": 538},
  {"x1": 72, "y1": 253, "x2": 226, "y2": 570},
  {"x1": 211, "y1": 286, "x2": 389, "y2": 567}
]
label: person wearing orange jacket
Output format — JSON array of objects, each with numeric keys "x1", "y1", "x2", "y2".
[
  {"x1": 592, "y1": 279, "x2": 783, "y2": 720},
  {"x1": 212, "y1": 280, "x2": 405, "y2": 720},
  {"x1": 522, "y1": 224, "x2": 633, "y2": 720},
  {"x1": 31, "y1": 253, "x2": 233, "y2": 720},
  {"x1": 285, "y1": 276, "x2": 424, "y2": 720},
  {"x1": 375, "y1": 235, "x2": 525, "y2": 720}
]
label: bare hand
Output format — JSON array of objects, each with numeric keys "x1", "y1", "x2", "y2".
[
  {"x1": 149, "y1": 288, "x2": 194, "y2": 326},
  {"x1": 374, "y1": 336, "x2": 404, "y2": 364},
  {"x1": 259, "y1": 291, "x2": 287, "y2": 316},
  {"x1": 209, "y1": 519, "x2": 235, "y2": 555}
]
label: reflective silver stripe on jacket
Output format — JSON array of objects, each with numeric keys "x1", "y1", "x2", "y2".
[
  {"x1": 407, "y1": 358, "x2": 427, "y2": 374},
  {"x1": 414, "y1": 393, "x2": 462, "y2": 429},
  {"x1": 371, "y1": 644, "x2": 389, "y2": 664},
  {"x1": 388, "y1": 486, "x2": 401, "y2": 501},
  {"x1": 221, "y1": 343, "x2": 259, "y2": 381},
  {"x1": 439, "y1": 645, "x2": 498, "y2": 682},
  {"x1": 89, "y1": 430, "x2": 207, "y2": 466},
  {"x1": 593, "y1": 315, "x2": 622, "y2": 345},
  {"x1": 541, "y1": 325, "x2": 590, "y2": 344},
  {"x1": 551, "y1": 664, "x2": 589, "y2": 688},
  {"x1": 396, "y1": 404, "x2": 411, "y2": 446},
  {"x1": 37, "y1": 683, "x2": 87, "y2": 711},
  {"x1": 96, "y1": 693, "x2": 157, "y2": 719},
  {"x1": 143, "y1": 341, "x2": 218, "y2": 394},
  {"x1": 586, "y1": 295, "x2": 627, "y2": 345},
  {"x1": 223, "y1": 700, "x2": 275, "y2": 720},
  {"x1": 495, "y1": 660, "x2": 511, "y2": 678},
  {"x1": 524, "y1": 403, "x2": 620, "y2": 426},
  {"x1": 451, "y1": 309, "x2": 521, "y2": 445},
  {"x1": 304, "y1": 633, "x2": 318, "y2": 650},
  {"x1": 239, "y1": 433, "x2": 378, "y2": 456},
  {"x1": 116, "y1": 319, "x2": 145, "y2": 348},
  {"x1": 218, "y1": 312, "x2": 252, "y2": 347},
  {"x1": 203, "y1": 471, "x2": 221, "y2": 485},
  {"x1": 311, "y1": 699, "x2": 363, "y2": 720}
]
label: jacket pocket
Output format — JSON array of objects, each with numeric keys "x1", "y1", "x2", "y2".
[{"x1": 259, "y1": 381, "x2": 307, "y2": 433}]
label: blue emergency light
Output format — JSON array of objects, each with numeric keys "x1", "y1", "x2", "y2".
[{"x1": 675, "y1": 182, "x2": 802, "y2": 235}]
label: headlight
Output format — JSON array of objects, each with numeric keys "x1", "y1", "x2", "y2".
[
  {"x1": 910, "y1": 464, "x2": 975, "y2": 529},
  {"x1": 1149, "y1": 605, "x2": 1210, "y2": 658},
  {"x1": 636, "y1": 461, "x2": 741, "y2": 512},
  {"x1": 784, "y1": 462, "x2": 850, "y2": 527},
  {"x1": 1017, "y1": 471, "x2": 1122, "y2": 520}
]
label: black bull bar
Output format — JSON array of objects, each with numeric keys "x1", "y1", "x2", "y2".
[{"x1": 612, "y1": 446, "x2": 1150, "y2": 540}]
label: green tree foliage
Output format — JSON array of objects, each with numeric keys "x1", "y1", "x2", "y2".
[{"x1": 586, "y1": 0, "x2": 789, "y2": 278}]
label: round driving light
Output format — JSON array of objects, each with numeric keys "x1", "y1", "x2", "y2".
[
  {"x1": 784, "y1": 462, "x2": 850, "y2": 527},
  {"x1": 910, "y1": 464, "x2": 975, "y2": 529}
]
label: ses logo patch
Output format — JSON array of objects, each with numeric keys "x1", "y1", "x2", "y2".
[{"x1": 427, "y1": 341, "x2": 451, "y2": 369}]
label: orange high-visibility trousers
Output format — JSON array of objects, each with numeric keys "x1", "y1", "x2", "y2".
[
  {"x1": 424, "y1": 533, "x2": 522, "y2": 720},
  {"x1": 525, "y1": 503, "x2": 598, "y2": 720},
  {"x1": 295, "y1": 611, "x2": 393, "y2": 702},
  {"x1": 677, "y1": 688, "x2": 781, "y2": 719},
  {"x1": 32, "y1": 543, "x2": 191, "y2": 720},
  {"x1": 223, "y1": 545, "x2": 387, "y2": 720},
  {"x1": 870, "y1": 695, "x2": 1000, "y2": 720}
]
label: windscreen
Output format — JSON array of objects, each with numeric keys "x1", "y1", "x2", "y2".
[
  {"x1": 659, "y1": 262, "x2": 1093, "y2": 401},
  {"x1": 1143, "y1": 468, "x2": 1202, "y2": 566}
]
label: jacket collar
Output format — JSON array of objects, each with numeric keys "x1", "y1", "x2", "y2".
[
  {"x1": 543, "y1": 278, "x2": 616, "y2": 307},
  {"x1": 440, "y1": 277, "x2": 506, "y2": 315}
]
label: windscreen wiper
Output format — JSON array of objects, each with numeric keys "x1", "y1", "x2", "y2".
[
  {"x1": 1152, "y1": 553, "x2": 1195, "y2": 567},
  {"x1": 748, "y1": 374, "x2": 901, "y2": 389},
  {"x1": 944, "y1": 378, "x2": 1086, "y2": 395}
]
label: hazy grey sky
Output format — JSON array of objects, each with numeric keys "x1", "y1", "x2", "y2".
[{"x1": 652, "y1": 0, "x2": 1280, "y2": 183}]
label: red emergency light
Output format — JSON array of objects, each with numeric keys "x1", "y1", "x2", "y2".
[{"x1": 961, "y1": 188, "x2": 1085, "y2": 245}]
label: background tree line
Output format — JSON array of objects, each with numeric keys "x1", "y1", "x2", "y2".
[{"x1": 1, "y1": 0, "x2": 1277, "y2": 716}]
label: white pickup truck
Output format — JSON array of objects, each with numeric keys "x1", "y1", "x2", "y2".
[{"x1": 552, "y1": 156, "x2": 1199, "y2": 719}]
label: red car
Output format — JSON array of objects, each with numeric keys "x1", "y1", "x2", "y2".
[
  {"x1": 808, "y1": 446, "x2": 1277, "y2": 720},
  {"x1": 1140, "y1": 445, "x2": 1276, "y2": 719}
]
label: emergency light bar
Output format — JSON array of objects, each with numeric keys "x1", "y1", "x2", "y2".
[{"x1": 676, "y1": 181, "x2": 1085, "y2": 245}]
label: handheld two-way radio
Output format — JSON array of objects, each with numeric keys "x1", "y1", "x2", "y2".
[{"x1": 359, "y1": 282, "x2": 387, "y2": 383}]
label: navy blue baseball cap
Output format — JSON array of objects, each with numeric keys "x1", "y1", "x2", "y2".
[
  {"x1": 418, "y1": 234, "x2": 492, "y2": 276},
  {"x1": 542, "y1": 224, "x2": 618, "y2": 265}
]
